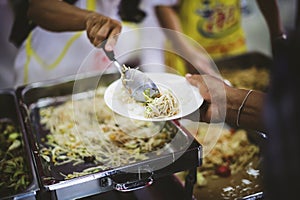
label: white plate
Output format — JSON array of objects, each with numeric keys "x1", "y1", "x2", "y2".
[{"x1": 104, "y1": 73, "x2": 203, "y2": 121}]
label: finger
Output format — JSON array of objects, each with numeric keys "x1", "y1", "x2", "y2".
[
  {"x1": 199, "y1": 100, "x2": 210, "y2": 123},
  {"x1": 93, "y1": 24, "x2": 111, "y2": 47},
  {"x1": 86, "y1": 14, "x2": 100, "y2": 38},
  {"x1": 186, "y1": 73, "x2": 211, "y2": 101},
  {"x1": 185, "y1": 73, "x2": 203, "y2": 87},
  {"x1": 87, "y1": 23, "x2": 101, "y2": 45},
  {"x1": 106, "y1": 26, "x2": 122, "y2": 51}
]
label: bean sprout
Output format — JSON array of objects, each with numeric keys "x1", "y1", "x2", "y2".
[{"x1": 39, "y1": 87, "x2": 176, "y2": 179}]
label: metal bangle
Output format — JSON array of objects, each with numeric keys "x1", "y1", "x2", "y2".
[{"x1": 236, "y1": 90, "x2": 253, "y2": 127}]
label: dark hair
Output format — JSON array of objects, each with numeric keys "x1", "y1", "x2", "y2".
[{"x1": 118, "y1": 0, "x2": 146, "y2": 23}]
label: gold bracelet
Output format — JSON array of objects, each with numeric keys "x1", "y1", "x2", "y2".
[{"x1": 236, "y1": 90, "x2": 253, "y2": 127}]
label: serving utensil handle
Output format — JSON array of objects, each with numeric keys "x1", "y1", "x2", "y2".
[
  {"x1": 99, "y1": 40, "x2": 115, "y2": 61},
  {"x1": 100, "y1": 40, "x2": 125, "y2": 74}
]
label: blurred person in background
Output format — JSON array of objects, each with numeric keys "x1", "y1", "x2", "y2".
[
  {"x1": 155, "y1": 0, "x2": 284, "y2": 75},
  {"x1": 9, "y1": 0, "x2": 166, "y2": 87},
  {"x1": 9, "y1": 0, "x2": 121, "y2": 86},
  {"x1": 0, "y1": 1, "x2": 17, "y2": 89},
  {"x1": 263, "y1": 1, "x2": 300, "y2": 199}
]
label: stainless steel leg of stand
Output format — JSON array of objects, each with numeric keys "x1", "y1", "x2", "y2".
[{"x1": 184, "y1": 167, "x2": 197, "y2": 200}]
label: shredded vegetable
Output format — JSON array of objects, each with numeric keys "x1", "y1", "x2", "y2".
[
  {"x1": 176, "y1": 123, "x2": 260, "y2": 187},
  {"x1": 196, "y1": 125, "x2": 259, "y2": 177},
  {"x1": 39, "y1": 87, "x2": 176, "y2": 179},
  {"x1": 0, "y1": 120, "x2": 30, "y2": 195},
  {"x1": 144, "y1": 89, "x2": 179, "y2": 119}
]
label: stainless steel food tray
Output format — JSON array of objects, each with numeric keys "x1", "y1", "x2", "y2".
[
  {"x1": 215, "y1": 51, "x2": 272, "y2": 70},
  {"x1": 0, "y1": 89, "x2": 39, "y2": 200},
  {"x1": 216, "y1": 51, "x2": 272, "y2": 92},
  {"x1": 17, "y1": 73, "x2": 202, "y2": 200}
]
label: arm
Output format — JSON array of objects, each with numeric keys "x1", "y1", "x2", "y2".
[
  {"x1": 185, "y1": 74, "x2": 267, "y2": 132},
  {"x1": 155, "y1": 5, "x2": 218, "y2": 76},
  {"x1": 256, "y1": 0, "x2": 285, "y2": 41},
  {"x1": 226, "y1": 86, "x2": 266, "y2": 132},
  {"x1": 155, "y1": 5, "x2": 198, "y2": 58},
  {"x1": 155, "y1": 5, "x2": 183, "y2": 38},
  {"x1": 27, "y1": 0, "x2": 122, "y2": 49},
  {"x1": 28, "y1": 0, "x2": 92, "y2": 32}
]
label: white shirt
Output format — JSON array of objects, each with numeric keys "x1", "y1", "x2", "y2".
[
  {"x1": 14, "y1": 0, "x2": 121, "y2": 86},
  {"x1": 13, "y1": 0, "x2": 177, "y2": 86}
]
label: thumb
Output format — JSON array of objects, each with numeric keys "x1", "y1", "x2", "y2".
[{"x1": 185, "y1": 73, "x2": 203, "y2": 88}]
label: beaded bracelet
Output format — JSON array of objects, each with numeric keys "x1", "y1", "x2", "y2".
[{"x1": 236, "y1": 90, "x2": 253, "y2": 127}]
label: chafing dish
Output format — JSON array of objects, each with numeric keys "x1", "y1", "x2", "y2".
[
  {"x1": 0, "y1": 89, "x2": 39, "y2": 200},
  {"x1": 216, "y1": 51, "x2": 272, "y2": 92},
  {"x1": 16, "y1": 72, "x2": 202, "y2": 199}
]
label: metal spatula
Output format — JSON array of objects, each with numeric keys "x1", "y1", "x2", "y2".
[{"x1": 101, "y1": 43, "x2": 160, "y2": 102}]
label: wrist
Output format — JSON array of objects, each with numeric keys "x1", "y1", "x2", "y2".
[
  {"x1": 271, "y1": 32, "x2": 288, "y2": 44},
  {"x1": 225, "y1": 88, "x2": 249, "y2": 127},
  {"x1": 236, "y1": 90, "x2": 253, "y2": 127},
  {"x1": 275, "y1": 33, "x2": 287, "y2": 40}
]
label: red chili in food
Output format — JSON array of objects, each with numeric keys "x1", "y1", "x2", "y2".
[
  {"x1": 215, "y1": 165, "x2": 231, "y2": 177},
  {"x1": 229, "y1": 128, "x2": 236, "y2": 134}
]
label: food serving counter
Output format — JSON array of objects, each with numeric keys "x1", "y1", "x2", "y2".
[
  {"x1": 1, "y1": 51, "x2": 271, "y2": 200},
  {"x1": 1, "y1": 73, "x2": 203, "y2": 200}
]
